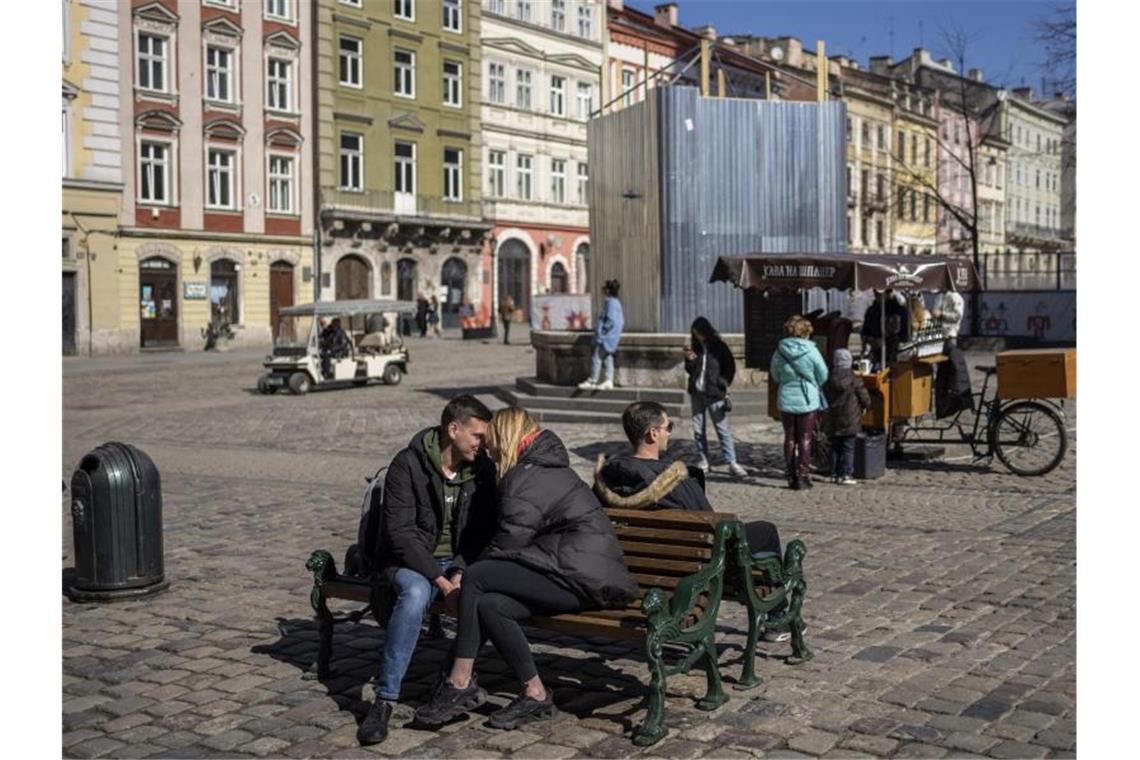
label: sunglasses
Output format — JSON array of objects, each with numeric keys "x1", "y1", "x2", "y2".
[{"x1": 652, "y1": 421, "x2": 675, "y2": 433}]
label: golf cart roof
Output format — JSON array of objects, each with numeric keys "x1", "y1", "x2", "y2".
[{"x1": 279, "y1": 299, "x2": 418, "y2": 317}]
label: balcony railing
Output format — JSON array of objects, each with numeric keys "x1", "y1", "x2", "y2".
[
  {"x1": 320, "y1": 187, "x2": 483, "y2": 220},
  {"x1": 1008, "y1": 222, "x2": 1063, "y2": 242}
]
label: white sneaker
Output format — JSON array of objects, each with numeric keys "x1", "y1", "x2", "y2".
[
  {"x1": 596, "y1": 379, "x2": 614, "y2": 390},
  {"x1": 838, "y1": 476, "x2": 858, "y2": 485},
  {"x1": 763, "y1": 630, "x2": 791, "y2": 643},
  {"x1": 577, "y1": 380, "x2": 597, "y2": 390},
  {"x1": 728, "y1": 463, "x2": 748, "y2": 478},
  {"x1": 697, "y1": 457, "x2": 710, "y2": 473}
]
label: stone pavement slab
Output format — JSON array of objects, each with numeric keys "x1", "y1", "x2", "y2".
[{"x1": 63, "y1": 340, "x2": 1075, "y2": 758}]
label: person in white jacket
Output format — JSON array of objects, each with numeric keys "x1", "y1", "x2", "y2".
[{"x1": 932, "y1": 291, "x2": 965, "y2": 343}]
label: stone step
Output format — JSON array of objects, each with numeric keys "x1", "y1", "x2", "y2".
[
  {"x1": 515, "y1": 377, "x2": 685, "y2": 403},
  {"x1": 497, "y1": 388, "x2": 685, "y2": 415}
]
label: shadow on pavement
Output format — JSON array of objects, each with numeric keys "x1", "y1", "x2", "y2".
[{"x1": 418, "y1": 385, "x2": 504, "y2": 401}]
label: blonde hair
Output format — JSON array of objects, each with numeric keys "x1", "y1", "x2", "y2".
[
  {"x1": 486, "y1": 407, "x2": 540, "y2": 480},
  {"x1": 784, "y1": 315, "x2": 813, "y2": 338}
]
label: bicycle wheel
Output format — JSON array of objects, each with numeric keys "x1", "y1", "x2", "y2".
[{"x1": 989, "y1": 401, "x2": 1067, "y2": 476}]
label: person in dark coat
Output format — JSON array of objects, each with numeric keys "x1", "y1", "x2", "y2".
[
  {"x1": 319, "y1": 317, "x2": 350, "y2": 377},
  {"x1": 683, "y1": 316, "x2": 747, "y2": 478},
  {"x1": 416, "y1": 408, "x2": 638, "y2": 731},
  {"x1": 355, "y1": 396, "x2": 496, "y2": 747},
  {"x1": 415, "y1": 294, "x2": 429, "y2": 338},
  {"x1": 822, "y1": 349, "x2": 872, "y2": 485},
  {"x1": 860, "y1": 290, "x2": 911, "y2": 366}
]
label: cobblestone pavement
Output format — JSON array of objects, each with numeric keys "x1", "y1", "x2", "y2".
[{"x1": 63, "y1": 334, "x2": 1076, "y2": 759}]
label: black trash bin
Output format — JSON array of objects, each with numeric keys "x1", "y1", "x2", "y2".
[
  {"x1": 68, "y1": 442, "x2": 168, "y2": 602},
  {"x1": 854, "y1": 432, "x2": 887, "y2": 480}
]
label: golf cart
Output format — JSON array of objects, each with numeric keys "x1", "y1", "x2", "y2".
[{"x1": 257, "y1": 299, "x2": 416, "y2": 395}]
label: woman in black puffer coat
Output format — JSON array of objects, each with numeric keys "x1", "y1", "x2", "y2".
[{"x1": 416, "y1": 408, "x2": 637, "y2": 731}]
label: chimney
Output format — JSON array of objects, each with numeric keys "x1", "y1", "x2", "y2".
[
  {"x1": 868, "y1": 55, "x2": 894, "y2": 75},
  {"x1": 692, "y1": 24, "x2": 717, "y2": 40},
  {"x1": 607, "y1": 0, "x2": 624, "y2": 10},
  {"x1": 968, "y1": 68, "x2": 983, "y2": 81},
  {"x1": 1054, "y1": 91, "x2": 1068, "y2": 101},
  {"x1": 654, "y1": 3, "x2": 677, "y2": 28},
  {"x1": 1013, "y1": 86, "x2": 1033, "y2": 99}
]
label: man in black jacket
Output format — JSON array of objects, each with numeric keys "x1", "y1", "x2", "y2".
[
  {"x1": 357, "y1": 395, "x2": 496, "y2": 746},
  {"x1": 594, "y1": 402, "x2": 790, "y2": 639}
]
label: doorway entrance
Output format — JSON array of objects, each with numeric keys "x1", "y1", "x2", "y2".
[
  {"x1": 63, "y1": 272, "x2": 77, "y2": 355},
  {"x1": 440, "y1": 256, "x2": 467, "y2": 329},
  {"x1": 498, "y1": 239, "x2": 530, "y2": 320},
  {"x1": 139, "y1": 257, "x2": 178, "y2": 348},
  {"x1": 336, "y1": 254, "x2": 371, "y2": 332},
  {"x1": 270, "y1": 261, "x2": 295, "y2": 342}
]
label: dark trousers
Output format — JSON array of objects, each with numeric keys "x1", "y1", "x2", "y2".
[
  {"x1": 501, "y1": 318, "x2": 511, "y2": 345},
  {"x1": 744, "y1": 520, "x2": 781, "y2": 557},
  {"x1": 830, "y1": 434, "x2": 856, "y2": 478},
  {"x1": 455, "y1": 560, "x2": 583, "y2": 683},
  {"x1": 780, "y1": 411, "x2": 817, "y2": 481}
]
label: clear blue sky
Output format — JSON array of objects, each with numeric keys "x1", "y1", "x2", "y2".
[{"x1": 627, "y1": 0, "x2": 1074, "y2": 96}]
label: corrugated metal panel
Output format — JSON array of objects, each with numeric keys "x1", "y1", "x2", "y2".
[
  {"x1": 656, "y1": 87, "x2": 848, "y2": 332},
  {"x1": 587, "y1": 95, "x2": 661, "y2": 332}
]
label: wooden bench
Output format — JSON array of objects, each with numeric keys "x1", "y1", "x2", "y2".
[{"x1": 304, "y1": 510, "x2": 809, "y2": 746}]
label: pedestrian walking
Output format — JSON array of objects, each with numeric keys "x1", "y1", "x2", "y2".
[
  {"x1": 415, "y1": 294, "x2": 429, "y2": 338},
  {"x1": 578, "y1": 280, "x2": 623, "y2": 390},
  {"x1": 428, "y1": 295, "x2": 442, "y2": 338},
  {"x1": 769, "y1": 315, "x2": 829, "y2": 490},
  {"x1": 499, "y1": 294, "x2": 515, "y2": 345},
  {"x1": 683, "y1": 316, "x2": 747, "y2": 478},
  {"x1": 822, "y1": 348, "x2": 871, "y2": 485}
]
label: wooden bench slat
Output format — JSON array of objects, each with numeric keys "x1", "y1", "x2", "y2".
[
  {"x1": 623, "y1": 555, "x2": 707, "y2": 575},
  {"x1": 618, "y1": 540, "x2": 713, "y2": 560},
  {"x1": 528, "y1": 613, "x2": 646, "y2": 641},
  {"x1": 612, "y1": 525, "x2": 716, "y2": 547}
]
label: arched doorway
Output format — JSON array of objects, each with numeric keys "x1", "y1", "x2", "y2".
[
  {"x1": 335, "y1": 254, "x2": 372, "y2": 300},
  {"x1": 550, "y1": 261, "x2": 568, "y2": 293},
  {"x1": 269, "y1": 261, "x2": 294, "y2": 341},
  {"x1": 440, "y1": 256, "x2": 467, "y2": 329},
  {"x1": 210, "y1": 259, "x2": 240, "y2": 326},
  {"x1": 575, "y1": 242, "x2": 590, "y2": 294},
  {"x1": 139, "y1": 256, "x2": 178, "y2": 348},
  {"x1": 498, "y1": 239, "x2": 530, "y2": 320},
  {"x1": 396, "y1": 257, "x2": 418, "y2": 302}
]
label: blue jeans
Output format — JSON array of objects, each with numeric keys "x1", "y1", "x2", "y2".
[
  {"x1": 589, "y1": 345, "x2": 614, "y2": 383},
  {"x1": 375, "y1": 557, "x2": 452, "y2": 702},
  {"x1": 692, "y1": 399, "x2": 738, "y2": 465},
  {"x1": 830, "y1": 435, "x2": 856, "y2": 478}
]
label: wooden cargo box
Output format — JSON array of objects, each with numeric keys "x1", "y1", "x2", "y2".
[
  {"x1": 996, "y1": 348, "x2": 1076, "y2": 399},
  {"x1": 857, "y1": 370, "x2": 890, "y2": 430},
  {"x1": 889, "y1": 361, "x2": 934, "y2": 419}
]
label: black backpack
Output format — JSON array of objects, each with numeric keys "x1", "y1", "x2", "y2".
[{"x1": 344, "y1": 466, "x2": 387, "y2": 578}]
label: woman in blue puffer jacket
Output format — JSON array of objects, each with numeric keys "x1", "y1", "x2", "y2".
[{"x1": 769, "y1": 315, "x2": 829, "y2": 490}]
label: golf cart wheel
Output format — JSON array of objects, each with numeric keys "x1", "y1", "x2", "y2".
[
  {"x1": 383, "y1": 364, "x2": 403, "y2": 385},
  {"x1": 257, "y1": 373, "x2": 279, "y2": 395},
  {"x1": 288, "y1": 371, "x2": 312, "y2": 395}
]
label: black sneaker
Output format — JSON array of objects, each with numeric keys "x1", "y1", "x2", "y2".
[
  {"x1": 488, "y1": 693, "x2": 555, "y2": 730},
  {"x1": 800, "y1": 476, "x2": 814, "y2": 490},
  {"x1": 414, "y1": 676, "x2": 488, "y2": 726},
  {"x1": 356, "y1": 700, "x2": 393, "y2": 746}
]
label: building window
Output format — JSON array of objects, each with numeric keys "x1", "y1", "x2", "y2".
[
  {"x1": 339, "y1": 132, "x2": 363, "y2": 191},
  {"x1": 137, "y1": 32, "x2": 169, "y2": 93},
  {"x1": 924, "y1": 137, "x2": 931, "y2": 167},
  {"x1": 395, "y1": 141, "x2": 415, "y2": 194},
  {"x1": 875, "y1": 173, "x2": 884, "y2": 201},
  {"x1": 877, "y1": 125, "x2": 885, "y2": 150},
  {"x1": 265, "y1": 0, "x2": 292, "y2": 21},
  {"x1": 551, "y1": 0, "x2": 565, "y2": 32},
  {"x1": 516, "y1": 68, "x2": 532, "y2": 109},
  {"x1": 516, "y1": 0, "x2": 531, "y2": 23},
  {"x1": 897, "y1": 130, "x2": 905, "y2": 162},
  {"x1": 861, "y1": 121, "x2": 870, "y2": 147},
  {"x1": 1037, "y1": 134, "x2": 1042, "y2": 152},
  {"x1": 443, "y1": 0, "x2": 461, "y2": 32},
  {"x1": 443, "y1": 148, "x2": 462, "y2": 201},
  {"x1": 860, "y1": 168, "x2": 868, "y2": 199},
  {"x1": 846, "y1": 166, "x2": 852, "y2": 195},
  {"x1": 860, "y1": 217, "x2": 868, "y2": 247},
  {"x1": 207, "y1": 148, "x2": 237, "y2": 210},
  {"x1": 923, "y1": 193, "x2": 930, "y2": 222},
  {"x1": 577, "y1": 81, "x2": 593, "y2": 120},
  {"x1": 897, "y1": 187, "x2": 905, "y2": 220},
  {"x1": 205, "y1": 45, "x2": 234, "y2": 103},
  {"x1": 339, "y1": 36, "x2": 362, "y2": 88},
  {"x1": 516, "y1": 153, "x2": 532, "y2": 200},
  {"x1": 488, "y1": 62, "x2": 505, "y2": 103},
  {"x1": 62, "y1": 103, "x2": 71, "y2": 176},
  {"x1": 138, "y1": 140, "x2": 170, "y2": 204},
  {"x1": 622, "y1": 69, "x2": 635, "y2": 106},
  {"x1": 911, "y1": 134, "x2": 917, "y2": 167},
  {"x1": 551, "y1": 158, "x2": 566, "y2": 204},
  {"x1": 443, "y1": 60, "x2": 462, "y2": 107},
  {"x1": 577, "y1": 161, "x2": 588, "y2": 205},
  {"x1": 268, "y1": 155, "x2": 294, "y2": 213},
  {"x1": 210, "y1": 259, "x2": 239, "y2": 325},
  {"x1": 488, "y1": 0, "x2": 504, "y2": 13},
  {"x1": 1036, "y1": 169, "x2": 1041, "y2": 189},
  {"x1": 577, "y1": 5, "x2": 592, "y2": 37},
  {"x1": 487, "y1": 149, "x2": 505, "y2": 197},
  {"x1": 909, "y1": 188, "x2": 917, "y2": 222},
  {"x1": 394, "y1": 0, "x2": 414, "y2": 21},
  {"x1": 394, "y1": 49, "x2": 415, "y2": 98},
  {"x1": 340, "y1": 0, "x2": 362, "y2": 5},
  {"x1": 846, "y1": 117, "x2": 852, "y2": 143},
  {"x1": 267, "y1": 58, "x2": 293, "y2": 111},
  {"x1": 954, "y1": 123, "x2": 960, "y2": 144},
  {"x1": 875, "y1": 220, "x2": 884, "y2": 248},
  {"x1": 550, "y1": 75, "x2": 565, "y2": 116}
]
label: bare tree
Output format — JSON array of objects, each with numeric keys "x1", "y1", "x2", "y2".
[{"x1": 1034, "y1": 5, "x2": 1076, "y2": 96}]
